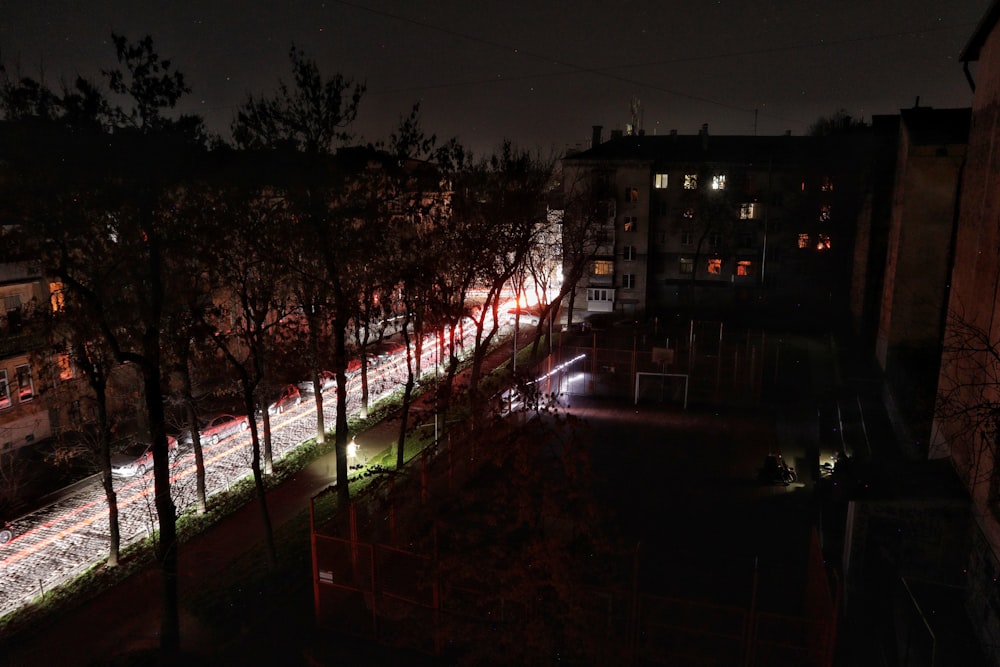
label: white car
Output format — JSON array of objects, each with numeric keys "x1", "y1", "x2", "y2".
[
  {"x1": 507, "y1": 308, "x2": 541, "y2": 326},
  {"x1": 111, "y1": 435, "x2": 179, "y2": 478}
]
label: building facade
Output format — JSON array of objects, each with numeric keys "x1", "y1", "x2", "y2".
[
  {"x1": 0, "y1": 261, "x2": 58, "y2": 452},
  {"x1": 931, "y1": 1, "x2": 1000, "y2": 662},
  {"x1": 562, "y1": 126, "x2": 868, "y2": 322}
]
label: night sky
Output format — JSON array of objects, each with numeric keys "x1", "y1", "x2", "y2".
[{"x1": 1, "y1": 0, "x2": 991, "y2": 156}]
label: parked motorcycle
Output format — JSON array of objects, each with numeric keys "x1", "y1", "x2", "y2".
[{"x1": 757, "y1": 453, "x2": 797, "y2": 485}]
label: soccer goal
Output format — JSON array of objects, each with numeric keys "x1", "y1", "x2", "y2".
[{"x1": 634, "y1": 372, "x2": 689, "y2": 409}]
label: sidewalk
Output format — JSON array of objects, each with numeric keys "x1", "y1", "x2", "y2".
[{"x1": 3, "y1": 342, "x2": 519, "y2": 666}]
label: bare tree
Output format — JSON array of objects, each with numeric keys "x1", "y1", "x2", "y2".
[
  {"x1": 231, "y1": 46, "x2": 367, "y2": 511},
  {"x1": 1, "y1": 33, "x2": 205, "y2": 654},
  {"x1": 935, "y1": 306, "x2": 1000, "y2": 495}
]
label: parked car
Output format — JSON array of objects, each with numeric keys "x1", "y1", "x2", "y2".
[
  {"x1": 372, "y1": 340, "x2": 406, "y2": 363},
  {"x1": 111, "y1": 435, "x2": 179, "y2": 478},
  {"x1": 181, "y1": 414, "x2": 249, "y2": 446},
  {"x1": 298, "y1": 370, "x2": 337, "y2": 396},
  {"x1": 267, "y1": 384, "x2": 302, "y2": 416},
  {"x1": 507, "y1": 308, "x2": 541, "y2": 326}
]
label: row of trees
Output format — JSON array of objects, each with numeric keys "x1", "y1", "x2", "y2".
[{"x1": 0, "y1": 35, "x2": 605, "y2": 655}]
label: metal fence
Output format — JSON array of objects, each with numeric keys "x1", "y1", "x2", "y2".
[
  {"x1": 309, "y1": 391, "x2": 838, "y2": 665},
  {"x1": 547, "y1": 321, "x2": 771, "y2": 407}
]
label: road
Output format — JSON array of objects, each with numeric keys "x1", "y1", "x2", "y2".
[{"x1": 0, "y1": 320, "x2": 500, "y2": 620}]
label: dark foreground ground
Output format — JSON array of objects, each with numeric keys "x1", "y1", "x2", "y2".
[{"x1": 3, "y1": 326, "x2": 988, "y2": 666}]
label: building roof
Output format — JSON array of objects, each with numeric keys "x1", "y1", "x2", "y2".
[
  {"x1": 563, "y1": 132, "x2": 831, "y2": 168},
  {"x1": 960, "y1": 0, "x2": 1000, "y2": 62},
  {"x1": 899, "y1": 107, "x2": 972, "y2": 146}
]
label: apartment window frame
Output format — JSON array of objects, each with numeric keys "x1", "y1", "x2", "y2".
[
  {"x1": 707, "y1": 258, "x2": 723, "y2": 275},
  {"x1": 679, "y1": 258, "x2": 694, "y2": 275},
  {"x1": 0, "y1": 370, "x2": 10, "y2": 410},
  {"x1": 798, "y1": 233, "x2": 810, "y2": 249},
  {"x1": 587, "y1": 288, "x2": 613, "y2": 302},
  {"x1": 49, "y1": 282, "x2": 65, "y2": 312},
  {"x1": 622, "y1": 274, "x2": 636, "y2": 289},
  {"x1": 740, "y1": 202, "x2": 757, "y2": 220},
  {"x1": 680, "y1": 230, "x2": 694, "y2": 246},
  {"x1": 683, "y1": 174, "x2": 698, "y2": 190},
  {"x1": 711, "y1": 174, "x2": 727, "y2": 190},
  {"x1": 623, "y1": 216, "x2": 638, "y2": 232},
  {"x1": 593, "y1": 260, "x2": 614, "y2": 276},
  {"x1": 58, "y1": 351, "x2": 75, "y2": 382},
  {"x1": 625, "y1": 187, "x2": 639, "y2": 202},
  {"x1": 736, "y1": 259, "x2": 753, "y2": 277},
  {"x1": 654, "y1": 173, "x2": 669, "y2": 189},
  {"x1": 623, "y1": 245, "x2": 636, "y2": 261},
  {"x1": 15, "y1": 364, "x2": 33, "y2": 402}
]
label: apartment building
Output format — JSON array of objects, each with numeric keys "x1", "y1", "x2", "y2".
[
  {"x1": 562, "y1": 125, "x2": 870, "y2": 321},
  {"x1": 0, "y1": 261, "x2": 59, "y2": 451},
  {"x1": 931, "y1": 1, "x2": 1000, "y2": 662}
]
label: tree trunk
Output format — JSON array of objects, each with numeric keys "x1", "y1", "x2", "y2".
[
  {"x1": 144, "y1": 358, "x2": 180, "y2": 656},
  {"x1": 360, "y1": 354, "x2": 370, "y2": 419},
  {"x1": 306, "y1": 310, "x2": 326, "y2": 445},
  {"x1": 244, "y1": 385, "x2": 277, "y2": 568},
  {"x1": 260, "y1": 403, "x2": 274, "y2": 475},
  {"x1": 396, "y1": 310, "x2": 414, "y2": 470},
  {"x1": 179, "y1": 363, "x2": 207, "y2": 513},
  {"x1": 310, "y1": 367, "x2": 326, "y2": 445},
  {"x1": 95, "y1": 385, "x2": 120, "y2": 567},
  {"x1": 333, "y1": 321, "x2": 351, "y2": 510}
]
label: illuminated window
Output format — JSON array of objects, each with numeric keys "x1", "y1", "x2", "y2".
[
  {"x1": 684, "y1": 174, "x2": 698, "y2": 189},
  {"x1": 680, "y1": 230, "x2": 693, "y2": 246},
  {"x1": 740, "y1": 203, "x2": 756, "y2": 220},
  {"x1": 711, "y1": 174, "x2": 726, "y2": 190},
  {"x1": 623, "y1": 216, "x2": 637, "y2": 232},
  {"x1": 625, "y1": 187, "x2": 639, "y2": 202},
  {"x1": 679, "y1": 258, "x2": 694, "y2": 274},
  {"x1": 736, "y1": 260, "x2": 752, "y2": 276},
  {"x1": 819, "y1": 205, "x2": 831, "y2": 222},
  {"x1": 58, "y1": 352, "x2": 74, "y2": 382},
  {"x1": 821, "y1": 176, "x2": 834, "y2": 192},
  {"x1": 593, "y1": 260, "x2": 614, "y2": 276},
  {"x1": 683, "y1": 207, "x2": 695, "y2": 219},
  {"x1": 654, "y1": 173, "x2": 669, "y2": 189},
  {"x1": 49, "y1": 282, "x2": 65, "y2": 312},
  {"x1": 623, "y1": 245, "x2": 636, "y2": 261},
  {"x1": 0, "y1": 371, "x2": 9, "y2": 410},
  {"x1": 798, "y1": 234, "x2": 810, "y2": 249},
  {"x1": 16, "y1": 364, "x2": 33, "y2": 402},
  {"x1": 817, "y1": 234, "x2": 831, "y2": 250},
  {"x1": 707, "y1": 258, "x2": 722, "y2": 275},
  {"x1": 622, "y1": 274, "x2": 636, "y2": 289}
]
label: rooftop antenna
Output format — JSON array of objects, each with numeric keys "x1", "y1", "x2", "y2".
[{"x1": 630, "y1": 96, "x2": 641, "y2": 135}]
